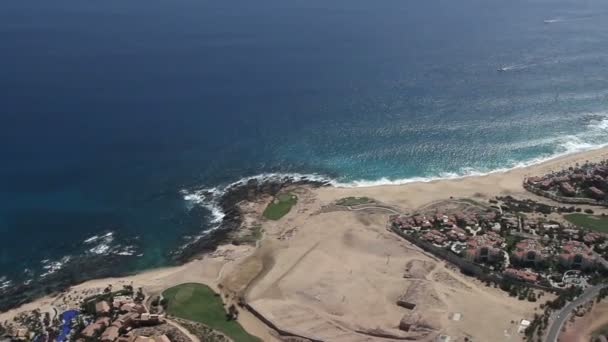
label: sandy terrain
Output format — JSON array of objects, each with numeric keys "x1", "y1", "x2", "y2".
[
  {"x1": 560, "y1": 300, "x2": 608, "y2": 342},
  {"x1": 235, "y1": 200, "x2": 544, "y2": 341},
  {"x1": 315, "y1": 146, "x2": 608, "y2": 213},
  {"x1": 2, "y1": 146, "x2": 608, "y2": 341}
]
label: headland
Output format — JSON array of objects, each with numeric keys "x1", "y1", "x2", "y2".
[{"x1": 2, "y1": 146, "x2": 608, "y2": 342}]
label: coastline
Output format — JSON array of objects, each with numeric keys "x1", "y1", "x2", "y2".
[
  {"x1": 2, "y1": 146, "x2": 608, "y2": 340},
  {"x1": 318, "y1": 145, "x2": 608, "y2": 209}
]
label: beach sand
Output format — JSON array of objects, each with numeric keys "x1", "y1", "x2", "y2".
[{"x1": 3, "y1": 146, "x2": 608, "y2": 341}]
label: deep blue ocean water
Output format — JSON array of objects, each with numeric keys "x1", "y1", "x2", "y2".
[{"x1": 2, "y1": 0, "x2": 608, "y2": 288}]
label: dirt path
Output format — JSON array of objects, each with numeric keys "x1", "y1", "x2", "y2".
[{"x1": 165, "y1": 319, "x2": 201, "y2": 342}]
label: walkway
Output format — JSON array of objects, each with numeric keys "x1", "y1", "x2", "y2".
[
  {"x1": 166, "y1": 319, "x2": 201, "y2": 342},
  {"x1": 344, "y1": 205, "x2": 402, "y2": 215}
]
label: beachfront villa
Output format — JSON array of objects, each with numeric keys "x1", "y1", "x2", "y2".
[{"x1": 525, "y1": 160, "x2": 608, "y2": 203}]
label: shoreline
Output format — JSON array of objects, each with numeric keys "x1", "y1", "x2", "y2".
[
  {"x1": 2, "y1": 146, "x2": 608, "y2": 340},
  {"x1": 312, "y1": 145, "x2": 608, "y2": 215}
]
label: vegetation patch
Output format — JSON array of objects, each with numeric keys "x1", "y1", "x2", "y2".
[
  {"x1": 592, "y1": 323, "x2": 608, "y2": 341},
  {"x1": 233, "y1": 224, "x2": 264, "y2": 245},
  {"x1": 162, "y1": 283, "x2": 260, "y2": 342},
  {"x1": 263, "y1": 193, "x2": 297, "y2": 220},
  {"x1": 336, "y1": 196, "x2": 373, "y2": 206},
  {"x1": 564, "y1": 213, "x2": 608, "y2": 233}
]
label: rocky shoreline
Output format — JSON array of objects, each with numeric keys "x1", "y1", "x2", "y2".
[
  {"x1": 0, "y1": 176, "x2": 329, "y2": 313},
  {"x1": 174, "y1": 176, "x2": 330, "y2": 262}
]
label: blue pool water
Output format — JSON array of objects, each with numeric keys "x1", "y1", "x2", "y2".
[
  {"x1": 1, "y1": 0, "x2": 608, "y2": 288},
  {"x1": 56, "y1": 310, "x2": 78, "y2": 342}
]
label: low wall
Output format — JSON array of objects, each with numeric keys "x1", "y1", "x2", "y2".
[{"x1": 244, "y1": 303, "x2": 324, "y2": 342}]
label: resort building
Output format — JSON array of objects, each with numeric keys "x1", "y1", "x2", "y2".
[
  {"x1": 511, "y1": 239, "x2": 551, "y2": 267},
  {"x1": 554, "y1": 176, "x2": 570, "y2": 183},
  {"x1": 504, "y1": 268, "x2": 539, "y2": 283},
  {"x1": 559, "y1": 241, "x2": 596, "y2": 269},
  {"x1": 560, "y1": 182, "x2": 576, "y2": 196},
  {"x1": 422, "y1": 230, "x2": 448, "y2": 246},
  {"x1": 589, "y1": 186, "x2": 606, "y2": 200},
  {"x1": 391, "y1": 215, "x2": 417, "y2": 232},
  {"x1": 540, "y1": 179, "x2": 553, "y2": 189},
  {"x1": 583, "y1": 232, "x2": 604, "y2": 244},
  {"x1": 95, "y1": 300, "x2": 111, "y2": 315},
  {"x1": 446, "y1": 226, "x2": 468, "y2": 242},
  {"x1": 464, "y1": 232, "x2": 504, "y2": 263},
  {"x1": 113, "y1": 295, "x2": 134, "y2": 308},
  {"x1": 101, "y1": 326, "x2": 120, "y2": 342}
]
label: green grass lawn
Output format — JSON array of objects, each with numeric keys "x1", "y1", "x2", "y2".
[
  {"x1": 335, "y1": 196, "x2": 373, "y2": 206},
  {"x1": 263, "y1": 193, "x2": 297, "y2": 220},
  {"x1": 162, "y1": 283, "x2": 261, "y2": 342},
  {"x1": 564, "y1": 213, "x2": 608, "y2": 233}
]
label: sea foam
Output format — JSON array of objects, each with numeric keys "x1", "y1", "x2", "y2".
[{"x1": 181, "y1": 115, "x2": 608, "y2": 233}]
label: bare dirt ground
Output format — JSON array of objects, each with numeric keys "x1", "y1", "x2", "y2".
[
  {"x1": 561, "y1": 300, "x2": 608, "y2": 342},
  {"x1": 230, "y1": 190, "x2": 547, "y2": 341}
]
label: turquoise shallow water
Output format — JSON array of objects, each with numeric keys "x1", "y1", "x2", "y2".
[{"x1": 1, "y1": 0, "x2": 608, "y2": 291}]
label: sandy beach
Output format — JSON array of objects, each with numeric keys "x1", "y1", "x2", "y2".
[{"x1": 3, "y1": 146, "x2": 608, "y2": 341}]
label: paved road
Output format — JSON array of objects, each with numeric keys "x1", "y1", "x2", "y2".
[
  {"x1": 546, "y1": 284, "x2": 608, "y2": 342},
  {"x1": 592, "y1": 251, "x2": 608, "y2": 270}
]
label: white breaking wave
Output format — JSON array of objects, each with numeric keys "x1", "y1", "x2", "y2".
[
  {"x1": 335, "y1": 115, "x2": 608, "y2": 187},
  {"x1": 40, "y1": 256, "x2": 72, "y2": 278},
  {"x1": 115, "y1": 245, "x2": 138, "y2": 256},
  {"x1": 87, "y1": 232, "x2": 115, "y2": 255},
  {"x1": 83, "y1": 234, "x2": 101, "y2": 244},
  {"x1": 181, "y1": 116, "x2": 608, "y2": 238},
  {"x1": 84, "y1": 232, "x2": 139, "y2": 256},
  {"x1": 180, "y1": 173, "x2": 334, "y2": 249},
  {"x1": 83, "y1": 232, "x2": 114, "y2": 244},
  {"x1": 89, "y1": 243, "x2": 111, "y2": 255},
  {"x1": 0, "y1": 279, "x2": 12, "y2": 291}
]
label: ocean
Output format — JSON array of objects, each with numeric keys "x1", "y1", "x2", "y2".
[{"x1": 1, "y1": 0, "x2": 608, "y2": 294}]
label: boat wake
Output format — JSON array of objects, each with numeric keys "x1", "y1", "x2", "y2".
[
  {"x1": 544, "y1": 18, "x2": 563, "y2": 24},
  {"x1": 544, "y1": 16, "x2": 592, "y2": 24},
  {"x1": 498, "y1": 63, "x2": 537, "y2": 72}
]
